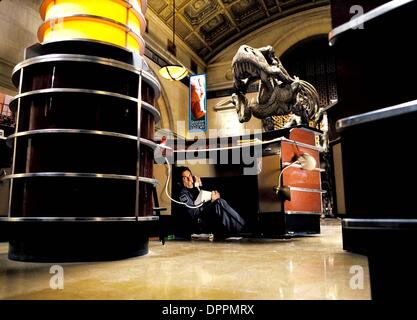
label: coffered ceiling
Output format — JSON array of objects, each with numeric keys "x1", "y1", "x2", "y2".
[{"x1": 147, "y1": 0, "x2": 330, "y2": 62}]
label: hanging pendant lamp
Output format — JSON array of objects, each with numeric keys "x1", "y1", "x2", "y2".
[{"x1": 158, "y1": 0, "x2": 188, "y2": 81}]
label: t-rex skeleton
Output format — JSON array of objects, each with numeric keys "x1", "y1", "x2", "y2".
[{"x1": 231, "y1": 45, "x2": 320, "y2": 127}]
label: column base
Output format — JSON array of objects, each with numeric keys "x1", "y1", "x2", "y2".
[{"x1": 4, "y1": 220, "x2": 158, "y2": 262}]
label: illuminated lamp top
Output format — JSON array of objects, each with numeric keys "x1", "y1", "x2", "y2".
[
  {"x1": 38, "y1": 0, "x2": 147, "y2": 56},
  {"x1": 159, "y1": 65, "x2": 189, "y2": 81}
]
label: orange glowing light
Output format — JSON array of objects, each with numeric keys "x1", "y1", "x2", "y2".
[{"x1": 38, "y1": 0, "x2": 147, "y2": 55}]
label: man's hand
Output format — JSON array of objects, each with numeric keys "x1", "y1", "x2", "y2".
[
  {"x1": 211, "y1": 190, "x2": 220, "y2": 202},
  {"x1": 194, "y1": 175, "x2": 202, "y2": 188}
]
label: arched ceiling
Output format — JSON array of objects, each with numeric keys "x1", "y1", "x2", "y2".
[{"x1": 147, "y1": 0, "x2": 330, "y2": 63}]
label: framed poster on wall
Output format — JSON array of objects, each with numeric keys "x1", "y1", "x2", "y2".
[{"x1": 189, "y1": 74, "x2": 207, "y2": 132}]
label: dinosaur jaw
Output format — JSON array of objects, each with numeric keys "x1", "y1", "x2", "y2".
[
  {"x1": 232, "y1": 59, "x2": 275, "y2": 107},
  {"x1": 231, "y1": 45, "x2": 284, "y2": 122},
  {"x1": 258, "y1": 78, "x2": 275, "y2": 105},
  {"x1": 232, "y1": 60, "x2": 259, "y2": 92},
  {"x1": 231, "y1": 45, "x2": 320, "y2": 125}
]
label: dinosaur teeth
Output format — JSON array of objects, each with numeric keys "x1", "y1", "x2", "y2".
[
  {"x1": 239, "y1": 64, "x2": 244, "y2": 76},
  {"x1": 233, "y1": 64, "x2": 241, "y2": 77},
  {"x1": 248, "y1": 62, "x2": 254, "y2": 73},
  {"x1": 244, "y1": 64, "x2": 249, "y2": 74},
  {"x1": 233, "y1": 61, "x2": 258, "y2": 80},
  {"x1": 247, "y1": 62, "x2": 253, "y2": 74},
  {"x1": 245, "y1": 62, "x2": 250, "y2": 73},
  {"x1": 237, "y1": 63, "x2": 243, "y2": 76},
  {"x1": 238, "y1": 63, "x2": 242, "y2": 75},
  {"x1": 240, "y1": 62, "x2": 246, "y2": 75}
]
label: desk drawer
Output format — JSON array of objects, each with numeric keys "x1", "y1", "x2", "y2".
[{"x1": 284, "y1": 188, "x2": 323, "y2": 214}]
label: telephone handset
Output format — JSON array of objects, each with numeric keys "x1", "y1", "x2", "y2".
[
  {"x1": 193, "y1": 176, "x2": 202, "y2": 189},
  {"x1": 192, "y1": 176, "x2": 210, "y2": 205}
]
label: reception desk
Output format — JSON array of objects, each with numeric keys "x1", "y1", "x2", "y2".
[{"x1": 163, "y1": 125, "x2": 324, "y2": 237}]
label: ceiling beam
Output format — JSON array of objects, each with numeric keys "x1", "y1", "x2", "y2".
[
  {"x1": 274, "y1": 0, "x2": 283, "y2": 13},
  {"x1": 172, "y1": 2, "x2": 219, "y2": 54},
  {"x1": 260, "y1": 0, "x2": 271, "y2": 17},
  {"x1": 177, "y1": 14, "x2": 213, "y2": 53},
  {"x1": 217, "y1": 0, "x2": 241, "y2": 32}
]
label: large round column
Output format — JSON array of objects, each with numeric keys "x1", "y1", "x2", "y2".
[{"x1": 2, "y1": 0, "x2": 161, "y2": 262}]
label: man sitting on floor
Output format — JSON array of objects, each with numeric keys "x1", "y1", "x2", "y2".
[{"x1": 175, "y1": 166, "x2": 245, "y2": 240}]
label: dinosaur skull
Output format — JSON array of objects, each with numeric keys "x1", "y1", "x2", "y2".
[
  {"x1": 232, "y1": 45, "x2": 286, "y2": 106},
  {"x1": 231, "y1": 45, "x2": 319, "y2": 125}
]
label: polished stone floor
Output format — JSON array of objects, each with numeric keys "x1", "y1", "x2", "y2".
[{"x1": 0, "y1": 218, "x2": 370, "y2": 299}]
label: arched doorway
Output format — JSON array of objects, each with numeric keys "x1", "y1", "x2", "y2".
[{"x1": 281, "y1": 35, "x2": 338, "y2": 108}]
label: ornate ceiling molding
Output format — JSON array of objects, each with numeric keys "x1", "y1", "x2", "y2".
[
  {"x1": 206, "y1": 5, "x2": 331, "y2": 90},
  {"x1": 147, "y1": 0, "x2": 330, "y2": 62}
]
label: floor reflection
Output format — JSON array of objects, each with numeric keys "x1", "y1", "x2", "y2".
[{"x1": 0, "y1": 218, "x2": 370, "y2": 299}]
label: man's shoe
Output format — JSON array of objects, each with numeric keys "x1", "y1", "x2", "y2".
[{"x1": 191, "y1": 233, "x2": 214, "y2": 241}]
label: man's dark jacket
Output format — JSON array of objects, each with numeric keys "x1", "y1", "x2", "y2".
[{"x1": 177, "y1": 186, "x2": 245, "y2": 236}]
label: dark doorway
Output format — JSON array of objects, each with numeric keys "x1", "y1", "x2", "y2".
[{"x1": 281, "y1": 35, "x2": 338, "y2": 108}]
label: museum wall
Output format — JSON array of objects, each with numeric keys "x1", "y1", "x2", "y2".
[
  {"x1": 0, "y1": 0, "x2": 42, "y2": 94},
  {"x1": 207, "y1": 93, "x2": 262, "y2": 137}
]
